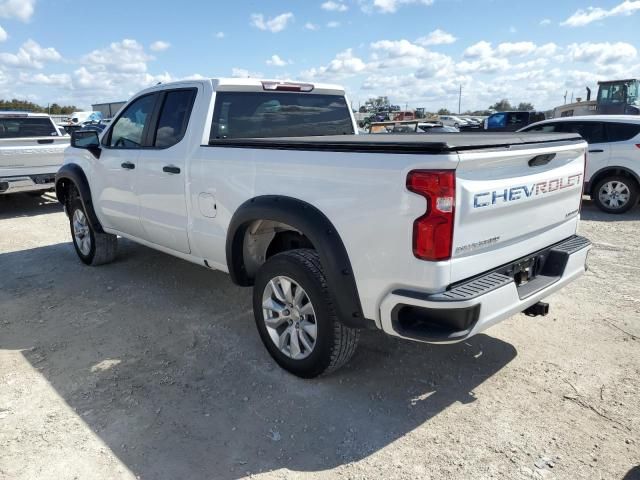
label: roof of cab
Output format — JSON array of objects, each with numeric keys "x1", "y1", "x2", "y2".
[{"x1": 139, "y1": 77, "x2": 346, "y2": 96}]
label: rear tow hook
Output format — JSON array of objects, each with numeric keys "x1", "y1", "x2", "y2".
[{"x1": 523, "y1": 301, "x2": 550, "y2": 317}]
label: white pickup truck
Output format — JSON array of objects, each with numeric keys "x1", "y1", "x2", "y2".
[
  {"x1": 55, "y1": 78, "x2": 591, "y2": 377},
  {"x1": 0, "y1": 112, "x2": 68, "y2": 195}
]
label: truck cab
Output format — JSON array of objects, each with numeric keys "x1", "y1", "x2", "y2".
[{"x1": 597, "y1": 79, "x2": 640, "y2": 115}]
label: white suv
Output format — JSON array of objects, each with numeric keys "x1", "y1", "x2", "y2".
[{"x1": 520, "y1": 115, "x2": 640, "y2": 213}]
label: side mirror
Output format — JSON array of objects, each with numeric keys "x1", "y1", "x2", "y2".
[{"x1": 71, "y1": 130, "x2": 101, "y2": 158}]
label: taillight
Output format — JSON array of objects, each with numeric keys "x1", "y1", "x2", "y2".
[
  {"x1": 406, "y1": 170, "x2": 455, "y2": 261},
  {"x1": 635, "y1": 144, "x2": 640, "y2": 149}
]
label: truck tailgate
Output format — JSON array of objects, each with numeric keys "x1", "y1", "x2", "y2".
[
  {"x1": 0, "y1": 136, "x2": 68, "y2": 170},
  {"x1": 451, "y1": 141, "x2": 586, "y2": 283}
]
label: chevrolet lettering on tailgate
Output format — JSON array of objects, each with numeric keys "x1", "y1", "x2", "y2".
[{"x1": 473, "y1": 173, "x2": 583, "y2": 208}]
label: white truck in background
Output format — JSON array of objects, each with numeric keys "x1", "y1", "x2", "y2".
[
  {"x1": 0, "y1": 112, "x2": 68, "y2": 195},
  {"x1": 56, "y1": 78, "x2": 592, "y2": 378}
]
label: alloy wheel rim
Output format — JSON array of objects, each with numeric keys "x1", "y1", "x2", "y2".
[
  {"x1": 262, "y1": 275, "x2": 317, "y2": 360},
  {"x1": 599, "y1": 181, "x2": 630, "y2": 209},
  {"x1": 72, "y1": 209, "x2": 91, "y2": 256}
]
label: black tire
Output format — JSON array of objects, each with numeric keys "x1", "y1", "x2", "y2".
[
  {"x1": 592, "y1": 175, "x2": 639, "y2": 214},
  {"x1": 252, "y1": 249, "x2": 359, "y2": 378},
  {"x1": 68, "y1": 195, "x2": 117, "y2": 266}
]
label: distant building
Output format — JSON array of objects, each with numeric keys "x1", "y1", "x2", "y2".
[{"x1": 91, "y1": 101, "x2": 126, "y2": 119}]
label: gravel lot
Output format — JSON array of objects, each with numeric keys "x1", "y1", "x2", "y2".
[{"x1": 0, "y1": 192, "x2": 639, "y2": 480}]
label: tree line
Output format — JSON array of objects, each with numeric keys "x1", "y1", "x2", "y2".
[
  {"x1": 0, "y1": 99, "x2": 78, "y2": 115},
  {"x1": 359, "y1": 96, "x2": 536, "y2": 117}
]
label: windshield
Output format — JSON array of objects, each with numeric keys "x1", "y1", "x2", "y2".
[
  {"x1": 598, "y1": 81, "x2": 639, "y2": 105},
  {"x1": 210, "y1": 92, "x2": 354, "y2": 139}
]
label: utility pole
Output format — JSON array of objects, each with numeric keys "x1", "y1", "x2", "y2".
[
  {"x1": 458, "y1": 85, "x2": 462, "y2": 114},
  {"x1": 564, "y1": 91, "x2": 568, "y2": 105}
]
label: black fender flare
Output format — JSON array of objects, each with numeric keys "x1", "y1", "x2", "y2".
[
  {"x1": 55, "y1": 163, "x2": 104, "y2": 233},
  {"x1": 587, "y1": 166, "x2": 640, "y2": 195},
  {"x1": 226, "y1": 195, "x2": 369, "y2": 329}
]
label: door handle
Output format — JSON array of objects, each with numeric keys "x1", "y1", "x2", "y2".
[
  {"x1": 121, "y1": 161, "x2": 135, "y2": 170},
  {"x1": 163, "y1": 165, "x2": 181, "y2": 174},
  {"x1": 37, "y1": 139, "x2": 54, "y2": 144},
  {"x1": 589, "y1": 149, "x2": 604, "y2": 153}
]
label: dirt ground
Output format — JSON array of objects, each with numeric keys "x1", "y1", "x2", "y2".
[{"x1": 0, "y1": 192, "x2": 638, "y2": 480}]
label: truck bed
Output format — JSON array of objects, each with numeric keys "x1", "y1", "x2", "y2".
[{"x1": 208, "y1": 133, "x2": 584, "y2": 154}]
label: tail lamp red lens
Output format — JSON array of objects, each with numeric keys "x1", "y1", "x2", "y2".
[{"x1": 406, "y1": 170, "x2": 455, "y2": 261}]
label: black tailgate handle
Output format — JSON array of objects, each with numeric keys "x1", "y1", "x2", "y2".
[
  {"x1": 163, "y1": 165, "x2": 181, "y2": 174},
  {"x1": 528, "y1": 153, "x2": 556, "y2": 167},
  {"x1": 37, "y1": 139, "x2": 54, "y2": 144}
]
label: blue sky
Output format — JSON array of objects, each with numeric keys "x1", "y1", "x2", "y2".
[{"x1": 2, "y1": 0, "x2": 640, "y2": 111}]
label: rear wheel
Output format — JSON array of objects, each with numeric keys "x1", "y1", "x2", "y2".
[
  {"x1": 69, "y1": 195, "x2": 117, "y2": 265},
  {"x1": 252, "y1": 249, "x2": 359, "y2": 378},
  {"x1": 593, "y1": 175, "x2": 639, "y2": 214}
]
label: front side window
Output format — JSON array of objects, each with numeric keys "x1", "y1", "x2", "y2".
[
  {"x1": 0, "y1": 117, "x2": 57, "y2": 138},
  {"x1": 153, "y1": 89, "x2": 196, "y2": 148},
  {"x1": 487, "y1": 113, "x2": 506, "y2": 128},
  {"x1": 210, "y1": 92, "x2": 354, "y2": 139},
  {"x1": 107, "y1": 94, "x2": 156, "y2": 148}
]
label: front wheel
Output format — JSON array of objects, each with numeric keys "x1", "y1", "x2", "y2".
[
  {"x1": 252, "y1": 249, "x2": 359, "y2": 378},
  {"x1": 593, "y1": 175, "x2": 639, "y2": 214},
  {"x1": 69, "y1": 196, "x2": 118, "y2": 265}
]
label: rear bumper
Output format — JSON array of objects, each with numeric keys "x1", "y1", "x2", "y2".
[
  {"x1": 0, "y1": 173, "x2": 56, "y2": 194},
  {"x1": 379, "y1": 235, "x2": 591, "y2": 343}
]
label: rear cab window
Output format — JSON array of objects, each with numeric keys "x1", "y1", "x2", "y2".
[
  {"x1": 0, "y1": 117, "x2": 58, "y2": 138},
  {"x1": 210, "y1": 92, "x2": 354, "y2": 139}
]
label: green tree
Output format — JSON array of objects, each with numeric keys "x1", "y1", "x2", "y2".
[
  {"x1": 437, "y1": 108, "x2": 450, "y2": 115},
  {"x1": 490, "y1": 99, "x2": 512, "y2": 111},
  {"x1": 516, "y1": 102, "x2": 535, "y2": 111}
]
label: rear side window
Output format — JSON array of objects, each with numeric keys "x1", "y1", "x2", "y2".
[
  {"x1": 559, "y1": 122, "x2": 606, "y2": 144},
  {"x1": 210, "y1": 92, "x2": 354, "y2": 139},
  {"x1": 606, "y1": 122, "x2": 640, "y2": 142},
  {"x1": 522, "y1": 123, "x2": 559, "y2": 133},
  {"x1": 153, "y1": 89, "x2": 196, "y2": 148},
  {"x1": 0, "y1": 117, "x2": 57, "y2": 138}
]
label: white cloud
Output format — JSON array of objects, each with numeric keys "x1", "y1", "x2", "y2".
[
  {"x1": 0, "y1": 39, "x2": 61, "y2": 69},
  {"x1": 266, "y1": 54, "x2": 290, "y2": 67},
  {"x1": 305, "y1": 22, "x2": 319, "y2": 30},
  {"x1": 231, "y1": 67, "x2": 263, "y2": 78},
  {"x1": 321, "y1": 1, "x2": 348, "y2": 12},
  {"x1": 416, "y1": 29, "x2": 456, "y2": 46},
  {"x1": 83, "y1": 39, "x2": 152, "y2": 73},
  {"x1": 149, "y1": 40, "x2": 170, "y2": 52},
  {"x1": 366, "y1": 0, "x2": 434, "y2": 13},
  {"x1": 301, "y1": 49, "x2": 367, "y2": 79},
  {"x1": 0, "y1": 25, "x2": 6, "y2": 42},
  {"x1": 539, "y1": 18, "x2": 552, "y2": 26},
  {"x1": 561, "y1": 0, "x2": 640, "y2": 26},
  {"x1": 327, "y1": 21, "x2": 340, "y2": 28},
  {"x1": 463, "y1": 41, "x2": 493, "y2": 58},
  {"x1": 496, "y1": 41, "x2": 537, "y2": 57},
  {"x1": 0, "y1": 0, "x2": 35, "y2": 22},
  {"x1": 568, "y1": 41, "x2": 637, "y2": 65},
  {"x1": 215, "y1": 31, "x2": 225, "y2": 39},
  {"x1": 250, "y1": 12, "x2": 294, "y2": 33},
  {"x1": 19, "y1": 72, "x2": 71, "y2": 86}
]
